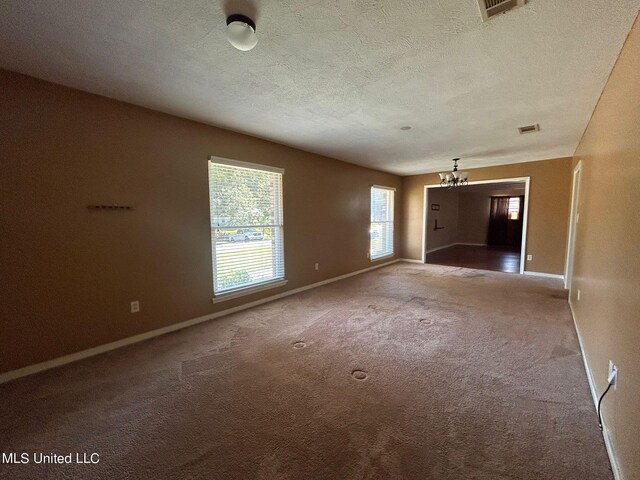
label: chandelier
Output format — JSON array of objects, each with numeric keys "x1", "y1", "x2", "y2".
[{"x1": 439, "y1": 158, "x2": 469, "y2": 188}]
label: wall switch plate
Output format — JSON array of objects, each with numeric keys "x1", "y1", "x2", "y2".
[
  {"x1": 526, "y1": 255, "x2": 533, "y2": 261},
  {"x1": 314, "y1": 263, "x2": 319, "y2": 271},
  {"x1": 131, "y1": 301, "x2": 140, "y2": 313},
  {"x1": 608, "y1": 361, "x2": 618, "y2": 389},
  {"x1": 577, "y1": 289, "x2": 581, "y2": 301}
]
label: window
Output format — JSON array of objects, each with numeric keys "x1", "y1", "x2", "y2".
[
  {"x1": 508, "y1": 196, "x2": 520, "y2": 220},
  {"x1": 370, "y1": 186, "x2": 394, "y2": 260},
  {"x1": 208, "y1": 158, "x2": 284, "y2": 296}
]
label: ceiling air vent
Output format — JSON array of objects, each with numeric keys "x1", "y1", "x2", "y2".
[
  {"x1": 477, "y1": 0, "x2": 526, "y2": 22},
  {"x1": 518, "y1": 124, "x2": 540, "y2": 134}
]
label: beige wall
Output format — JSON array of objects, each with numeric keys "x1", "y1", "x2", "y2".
[
  {"x1": 425, "y1": 188, "x2": 459, "y2": 251},
  {"x1": 457, "y1": 188, "x2": 523, "y2": 245},
  {"x1": 570, "y1": 15, "x2": 640, "y2": 479},
  {"x1": 0, "y1": 70, "x2": 402, "y2": 374},
  {"x1": 402, "y1": 157, "x2": 572, "y2": 274}
]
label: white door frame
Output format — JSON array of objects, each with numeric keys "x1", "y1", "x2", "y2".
[
  {"x1": 564, "y1": 161, "x2": 582, "y2": 289},
  {"x1": 421, "y1": 177, "x2": 531, "y2": 274}
]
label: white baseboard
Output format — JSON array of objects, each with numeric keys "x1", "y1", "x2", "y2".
[
  {"x1": 568, "y1": 300, "x2": 622, "y2": 480},
  {"x1": 425, "y1": 243, "x2": 457, "y2": 254},
  {"x1": 399, "y1": 258, "x2": 424, "y2": 264},
  {"x1": 426, "y1": 242, "x2": 502, "y2": 254},
  {"x1": 422, "y1": 246, "x2": 565, "y2": 280},
  {"x1": 0, "y1": 259, "x2": 401, "y2": 385},
  {"x1": 523, "y1": 271, "x2": 565, "y2": 281}
]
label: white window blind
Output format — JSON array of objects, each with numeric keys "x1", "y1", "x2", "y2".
[
  {"x1": 370, "y1": 186, "x2": 394, "y2": 260},
  {"x1": 208, "y1": 159, "x2": 284, "y2": 295},
  {"x1": 508, "y1": 196, "x2": 520, "y2": 220}
]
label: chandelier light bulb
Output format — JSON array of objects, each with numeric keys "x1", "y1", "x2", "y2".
[
  {"x1": 439, "y1": 158, "x2": 469, "y2": 188},
  {"x1": 226, "y1": 14, "x2": 258, "y2": 51}
]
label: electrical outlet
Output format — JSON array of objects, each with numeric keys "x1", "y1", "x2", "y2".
[
  {"x1": 314, "y1": 263, "x2": 319, "y2": 271},
  {"x1": 608, "y1": 361, "x2": 618, "y2": 389},
  {"x1": 526, "y1": 255, "x2": 533, "y2": 261},
  {"x1": 577, "y1": 289, "x2": 581, "y2": 301},
  {"x1": 130, "y1": 301, "x2": 140, "y2": 313}
]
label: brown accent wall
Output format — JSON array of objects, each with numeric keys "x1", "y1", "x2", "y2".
[
  {"x1": 424, "y1": 187, "x2": 523, "y2": 249},
  {"x1": 570, "y1": 15, "x2": 640, "y2": 479},
  {"x1": 0, "y1": 70, "x2": 402, "y2": 374},
  {"x1": 457, "y1": 192, "x2": 490, "y2": 245},
  {"x1": 457, "y1": 188, "x2": 523, "y2": 245},
  {"x1": 425, "y1": 188, "x2": 459, "y2": 251},
  {"x1": 401, "y1": 157, "x2": 572, "y2": 274}
]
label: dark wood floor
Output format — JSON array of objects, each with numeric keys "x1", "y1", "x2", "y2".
[{"x1": 425, "y1": 244, "x2": 521, "y2": 273}]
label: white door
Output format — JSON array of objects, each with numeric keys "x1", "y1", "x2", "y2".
[{"x1": 564, "y1": 162, "x2": 582, "y2": 289}]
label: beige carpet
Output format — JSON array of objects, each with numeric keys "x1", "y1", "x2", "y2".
[{"x1": 0, "y1": 263, "x2": 612, "y2": 479}]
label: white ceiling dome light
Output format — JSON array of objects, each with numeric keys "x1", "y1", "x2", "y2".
[{"x1": 226, "y1": 14, "x2": 258, "y2": 52}]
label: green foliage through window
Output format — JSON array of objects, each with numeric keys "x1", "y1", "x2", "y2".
[{"x1": 208, "y1": 160, "x2": 285, "y2": 294}]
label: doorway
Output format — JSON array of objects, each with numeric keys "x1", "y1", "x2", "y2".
[
  {"x1": 421, "y1": 177, "x2": 530, "y2": 274},
  {"x1": 564, "y1": 162, "x2": 582, "y2": 289}
]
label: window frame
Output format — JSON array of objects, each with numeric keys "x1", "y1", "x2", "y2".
[
  {"x1": 369, "y1": 185, "x2": 395, "y2": 261},
  {"x1": 507, "y1": 196, "x2": 521, "y2": 220},
  {"x1": 208, "y1": 156, "x2": 286, "y2": 301}
]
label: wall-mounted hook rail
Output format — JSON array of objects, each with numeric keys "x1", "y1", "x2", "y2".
[{"x1": 87, "y1": 204, "x2": 133, "y2": 211}]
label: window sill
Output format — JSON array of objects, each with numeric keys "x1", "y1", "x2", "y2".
[
  {"x1": 370, "y1": 253, "x2": 394, "y2": 262},
  {"x1": 212, "y1": 279, "x2": 288, "y2": 304}
]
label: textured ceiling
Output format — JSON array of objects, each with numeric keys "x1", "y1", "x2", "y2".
[{"x1": 0, "y1": 1, "x2": 638, "y2": 175}]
